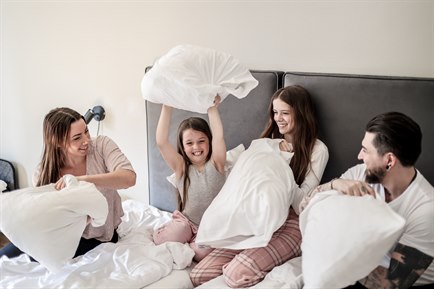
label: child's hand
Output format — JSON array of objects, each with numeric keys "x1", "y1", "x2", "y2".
[
  {"x1": 213, "y1": 94, "x2": 221, "y2": 107},
  {"x1": 208, "y1": 95, "x2": 221, "y2": 113}
]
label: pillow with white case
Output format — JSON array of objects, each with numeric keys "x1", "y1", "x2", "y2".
[
  {"x1": 0, "y1": 180, "x2": 7, "y2": 192},
  {"x1": 224, "y1": 143, "x2": 245, "y2": 176},
  {"x1": 196, "y1": 138, "x2": 295, "y2": 249},
  {"x1": 141, "y1": 44, "x2": 259, "y2": 114},
  {"x1": 299, "y1": 190, "x2": 405, "y2": 289},
  {"x1": 0, "y1": 175, "x2": 108, "y2": 272}
]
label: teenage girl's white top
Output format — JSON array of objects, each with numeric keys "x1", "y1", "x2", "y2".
[{"x1": 292, "y1": 139, "x2": 329, "y2": 214}]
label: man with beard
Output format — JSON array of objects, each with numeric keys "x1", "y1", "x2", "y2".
[{"x1": 313, "y1": 111, "x2": 433, "y2": 289}]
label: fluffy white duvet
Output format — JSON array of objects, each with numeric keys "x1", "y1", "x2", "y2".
[
  {"x1": 0, "y1": 198, "x2": 305, "y2": 289},
  {"x1": 0, "y1": 200, "x2": 195, "y2": 289}
]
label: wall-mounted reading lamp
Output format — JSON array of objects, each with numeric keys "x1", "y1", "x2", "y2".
[{"x1": 84, "y1": 105, "x2": 106, "y2": 124}]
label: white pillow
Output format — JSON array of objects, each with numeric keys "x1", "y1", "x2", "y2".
[
  {"x1": 0, "y1": 180, "x2": 7, "y2": 192},
  {"x1": 196, "y1": 138, "x2": 295, "y2": 249},
  {"x1": 0, "y1": 175, "x2": 108, "y2": 272},
  {"x1": 299, "y1": 191, "x2": 405, "y2": 289},
  {"x1": 141, "y1": 44, "x2": 259, "y2": 114},
  {"x1": 224, "y1": 143, "x2": 245, "y2": 177}
]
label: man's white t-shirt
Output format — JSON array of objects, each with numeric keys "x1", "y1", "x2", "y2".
[{"x1": 341, "y1": 164, "x2": 434, "y2": 285}]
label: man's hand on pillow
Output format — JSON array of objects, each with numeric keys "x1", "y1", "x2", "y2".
[{"x1": 332, "y1": 179, "x2": 376, "y2": 197}]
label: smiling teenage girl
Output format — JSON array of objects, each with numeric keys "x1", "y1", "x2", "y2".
[{"x1": 190, "y1": 85, "x2": 329, "y2": 287}]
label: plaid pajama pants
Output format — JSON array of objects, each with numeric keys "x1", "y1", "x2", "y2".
[{"x1": 190, "y1": 207, "x2": 301, "y2": 288}]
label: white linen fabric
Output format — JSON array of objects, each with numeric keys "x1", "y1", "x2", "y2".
[
  {"x1": 341, "y1": 164, "x2": 434, "y2": 285},
  {"x1": 224, "y1": 143, "x2": 245, "y2": 176},
  {"x1": 196, "y1": 138, "x2": 295, "y2": 249},
  {"x1": 0, "y1": 179, "x2": 7, "y2": 192},
  {"x1": 141, "y1": 44, "x2": 259, "y2": 113},
  {"x1": 299, "y1": 190, "x2": 406, "y2": 289},
  {"x1": 0, "y1": 175, "x2": 108, "y2": 272},
  {"x1": 0, "y1": 200, "x2": 195, "y2": 289},
  {"x1": 1, "y1": 198, "x2": 300, "y2": 289}
]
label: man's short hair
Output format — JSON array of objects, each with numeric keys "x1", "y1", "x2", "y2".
[{"x1": 366, "y1": 112, "x2": 422, "y2": 167}]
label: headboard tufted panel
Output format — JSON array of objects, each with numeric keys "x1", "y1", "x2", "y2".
[
  {"x1": 283, "y1": 72, "x2": 434, "y2": 184},
  {"x1": 145, "y1": 70, "x2": 434, "y2": 212},
  {"x1": 145, "y1": 70, "x2": 283, "y2": 212}
]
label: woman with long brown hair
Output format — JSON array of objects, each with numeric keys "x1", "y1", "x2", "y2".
[
  {"x1": 0, "y1": 107, "x2": 136, "y2": 259},
  {"x1": 190, "y1": 85, "x2": 329, "y2": 288}
]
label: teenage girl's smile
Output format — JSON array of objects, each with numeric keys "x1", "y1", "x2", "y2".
[{"x1": 273, "y1": 98, "x2": 295, "y2": 137}]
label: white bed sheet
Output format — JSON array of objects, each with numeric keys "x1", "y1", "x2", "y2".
[
  {"x1": 1, "y1": 199, "x2": 303, "y2": 289},
  {"x1": 144, "y1": 267, "x2": 193, "y2": 289},
  {"x1": 0, "y1": 200, "x2": 195, "y2": 289}
]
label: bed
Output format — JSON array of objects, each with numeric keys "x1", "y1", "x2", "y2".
[
  {"x1": 1, "y1": 70, "x2": 433, "y2": 288},
  {"x1": 144, "y1": 70, "x2": 434, "y2": 288}
]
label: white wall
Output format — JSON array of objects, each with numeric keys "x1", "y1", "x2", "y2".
[{"x1": 1, "y1": 0, "x2": 433, "y2": 204}]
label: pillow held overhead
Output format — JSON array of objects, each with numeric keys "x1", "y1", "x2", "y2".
[{"x1": 141, "y1": 44, "x2": 259, "y2": 113}]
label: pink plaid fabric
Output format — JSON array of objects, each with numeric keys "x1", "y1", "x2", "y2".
[{"x1": 190, "y1": 208, "x2": 301, "y2": 287}]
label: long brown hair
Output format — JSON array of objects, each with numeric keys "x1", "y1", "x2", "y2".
[
  {"x1": 36, "y1": 107, "x2": 84, "y2": 186},
  {"x1": 176, "y1": 117, "x2": 213, "y2": 211},
  {"x1": 260, "y1": 85, "x2": 319, "y2": 184}
]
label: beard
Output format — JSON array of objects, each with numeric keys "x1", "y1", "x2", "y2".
[{"x1": 365, "y1": 165, "x2": 387, "y2": 184}]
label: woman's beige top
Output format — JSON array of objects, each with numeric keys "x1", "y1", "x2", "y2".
[{"x1": 34, "y1": 135, "x2": 135, "y2": 241}]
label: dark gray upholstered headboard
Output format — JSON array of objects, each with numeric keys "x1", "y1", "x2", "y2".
[
  {"x1": 0, "y1": 159, "x2": 18, "y2": 192},
  {"x1": 146, "y1": 70, "x2": 434, "y2": 212},
  {"x1": 283, "y1": 72, "x2": 434, "y2": 185},
  {"x1": 146, "y1": 70, "x2": 283, "y2": 212}
]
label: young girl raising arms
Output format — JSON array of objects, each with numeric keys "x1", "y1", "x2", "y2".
[{"x1": 153, "y1": 96, "x2": 226, "y2": 262}]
